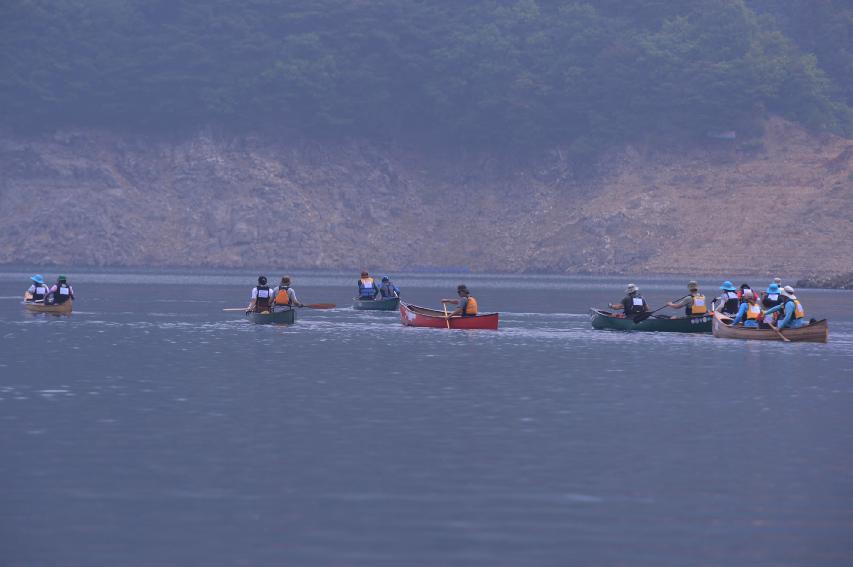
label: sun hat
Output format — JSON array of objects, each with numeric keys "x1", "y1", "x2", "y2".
[
  {"x1": 720, "y1": 280, "x2": 736, "y2": 291},
  {"x1": 781, "y1": 285, "x2": 797, "y2": 300},
  {"x1": 766, "y1": 283, "x2": 781, "y2": 294},
  {"x1": 626, "y1": 283, "x2": 639, "y2": 294},
  {"x1": 742, "y1": 290, "x2": 755, "y2": 301},
  {"x1": 57, "y1": 275, "x2": 67, "y2": 282},
  {"x1": 687, "y1": 280, "x2": 699, "y2": 291},
  {"x1": 773, "y1": 277, "x2": 782, "y2": 285},
  {"x1": 30, "y1": 274, "x2": 44, "y2": 284}
]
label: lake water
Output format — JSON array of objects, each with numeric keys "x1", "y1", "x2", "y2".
[{"x1": 1, "y1": 270, "x2": 852, "y2": 567}]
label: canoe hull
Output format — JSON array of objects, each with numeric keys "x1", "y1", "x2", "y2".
[
  {"x1": 246, "y1": 308, "x2": 296, "y2": 325},
  {"x1": 353, "y1": 297, "x2": 400, "y2": 311},
  {"x1": 399, "y1": 302, "x2": 499, "y2": 330},
  {"x1": 712, "y1": 312, "x2": 828, "y2": 343},
  {"x1": 24, "y1": 300, "x2": 73, "y2": 315},
  {"x1": 589, "y1": 308, "x2": 711, "y2": 333}
]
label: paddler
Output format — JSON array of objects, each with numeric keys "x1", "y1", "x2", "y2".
[
  {"x1": 760, "y1": 282, "x2": 784, "y2": 325},
  {"x1": 763, "y1": 286, "x2": 808, "y2": 329},
  {"x1": 729, "y1": 290, "x2": 762, "y2": 328},
  {"x1": 247, "y1": 276, "x2": 274, "y2": 313},
  {"x1": 24, "y1": 274, "x2": 50, "y2": 303},
  {"x1": 273, "y1": 276, "x2": 303, "y2": 310},
  {"x1": 608, "y1": 283, "x2": 648, "y2": 317},
  {"x1": 712, "y1": 280, "x2": 740, "y2": 316},
  {"x1": 357, "y1": 271, "x2": 379, "y2": 300},
  {"x1": 666, "y1": 281, "x2": 708, "y2": 318},
  {"x1": 378, "y1": 276, "x2": 400, "y2": 299},
  {"x1": 47, "y1": 275, "x2": 75, "y2": 305},
  {"x1": 442, "y1": 284, "x2": 478, "y2": 317}
]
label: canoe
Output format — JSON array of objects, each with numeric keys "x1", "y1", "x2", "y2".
[
  {"x1": 399, "y1": 302, "x2": 499, "y2": 330},
  {"x1": 353, "y1": 296, "x2": 400, "y2": 311},
  {"x1": 245, "y1": 308, "x2": 296, "y2": 325},
  {"x1": 24, "y1": 300, "x2": 73, "y2": 315},
  {"x1": 712, "y1": 312, "x2": 828, "y2": 343},
  {"x1": 589, "y1": 308, "x2": 711, "y2": 333}
]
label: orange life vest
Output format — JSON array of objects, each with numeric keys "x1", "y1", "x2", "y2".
[
  {"x1": 274, "y1": 286, "x2": 291, "y2": 305},
  {"x1": 793, "y1": 300, "x2": 804, "y2": 319},
  {"x1": 464, "y1": 296, "x2": 478, "y2": 315},
  {"x1": 746, "y1": 303, "x2": 762, "y2": 321},
  {"x1": 690, "y1": 294, "x2": 707, "y2": 316}
]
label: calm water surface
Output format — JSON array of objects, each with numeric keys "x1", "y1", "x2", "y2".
[{"x1": 1, "y1": 270, "x2": 852, "y2": 567}]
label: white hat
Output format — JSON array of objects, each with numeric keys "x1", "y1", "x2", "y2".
[
  {"x1": 626, "y1": 283, "x2": 639, "y2": 294},
  {"x1": 781, "y1": 285, "x2": 797, "y2": 300}
]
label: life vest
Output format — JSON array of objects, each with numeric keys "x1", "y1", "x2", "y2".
[
  {"x1": 627, "y1": 295, "x2": 645, "y2": 315},
  {"x1": 762, "y1": 293, "x2": 781, "y2": 310},
  {"x1": 689, "y1": 294, "x2": 707, "y2": 316},
  {"x1": 30, "y1": 285, "x2": 49, "y2": 301},
  {"x1": 720, "y1": 291, "x2": 740, "y2": 315},
  {"x1": 792, "y1": 299, "x2": 805, "y2": 319},
  {"x1": 254, "y1": 286, "x2": 273, "y2": 312},
  {"x1": 358, "y1": 277, "x2": 376, "y2": 298},
  {"x1": 463, "y1": 296, "x2": 478, "y2": 316},
  {"x1": 274, "y1": 286, "x2": 291, "y2": 306},
  {"x1": 53, "y1": 283, "x2": 72, "y2": 304},
  {"x1": 379, "y1": 283, "x2": 397, "y2": 298},
  {"x1": 746, "y1": 303, "x2": 762, "y2": 321}
]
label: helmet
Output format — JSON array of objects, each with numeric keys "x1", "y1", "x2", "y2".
[{"x1": 258, "y1": 276, "x2": 267, "y2": 285}]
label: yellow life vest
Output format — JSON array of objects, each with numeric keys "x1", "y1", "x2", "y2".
[
  {"x1": 690, "y1": 294, "x2": 707, "y2": 316},
  {"x1": 360, "y1": 277, "x2": 375, "y2": 288},
  {"x1": 464, "y1": 296, "x2": 478, "y2": 315},
  {"x1": 746, "y1": 303, "x2": 762, "y2": 320},
  {"x1": 275, "y1": 287, "x2": 290, "y2": 305},
  {"x1": 793, "y1": 300, "x2": 804, "y2": 319}
]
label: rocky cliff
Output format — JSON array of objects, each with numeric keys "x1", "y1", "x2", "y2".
[{"x1": 1, "y1": 118, "x2": 850, "y2": 276}]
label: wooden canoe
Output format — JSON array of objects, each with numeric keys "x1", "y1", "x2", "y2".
[
  {"x1": 399, "y1": 302, "x2": 499, "y2": 330},
  {"x1": 589, "y1": 308, "x2": 711, "y2": 333},
  {"x1": 353, "y1": 296, "x2": 400, "y2": 311},
  {"x1": 24, "y1": 300, "x2": 73, "y2": 314},
  {"x1": 712, "y1": 312, "x2": 828, "y2": 343},
  {"x1": 246, "y1": 308, "x2": 296, "y2": 325}
]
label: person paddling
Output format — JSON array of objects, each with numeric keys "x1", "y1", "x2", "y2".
[
  {"x1": 357, "y1": 271, "x2": 379, "y2": 300},
  {"x1": 378, "y1": 276, "x2": 400, "y2": 299},
  {"x1": 48, "y1": 275, "x2": 75, "y2": 305},
  {"x1": 666, "y1": 281, "x2": 708, "y2": 318},
  {"x1": 713, "y1": 281, "x2": 740, "y2": 316},
  {"x1": 273, "y1": 276, "x2": 303, "y2": 310},
  {"x1": 247, "y1": 276, "x2": 274, "y2": 313},
  {"x1": 608, "y1": 283, "x2": 648, "y2": 318},
  {"x1": 764, "y1": 286, "x2": 808, "y2": 329},
  {"x1": 24, "y1": 274, "x2": 50, "y2": 303},
  {"x1": 442, "y1": 284, "x2": 478, "y2": 317},
  {"x1": 729, "y1": 290, "x2": 762, "y2": 328},
  {"x1": 760, "y1": 282, "x2": 784, "y2": 325}
]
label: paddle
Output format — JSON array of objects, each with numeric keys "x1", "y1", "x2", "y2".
[
  {"x1": 768, "y1": 323, "x2": 791, "y2": 342},
  {"x1": 223, "y1": 308, "x2": 249, "y2": 312},
  {"x1": 302, "y1": 303, "x2": 335, "y2": 309},
  {"x1": 442, "y1": 302, "x2": 451, "y2": 329},
  {"x1": 632, "y1": 294, "x2": 690, "y2": 324}
]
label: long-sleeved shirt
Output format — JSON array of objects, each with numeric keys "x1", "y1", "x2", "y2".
[
  {"x1": 764, "y1": 300, "x2": 806, "y2": 329},
  {"x1": 730, "y1": 302, "x2": 759, "y2": 327}
]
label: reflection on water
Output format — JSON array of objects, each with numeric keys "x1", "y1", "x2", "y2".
[{"x1": 1, "y1": 270, "x2": 852, "y2": 567}]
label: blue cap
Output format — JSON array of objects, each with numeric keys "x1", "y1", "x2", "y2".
[
  {"x1": 766, "y1": 283, "x2": 780, "y2": 294},
  {"x1": 30, "y1": 274, "x2": 44, "y2": 284},
  {"x1": 720, "y1": 280, "x2": 736, "y2": 291}
]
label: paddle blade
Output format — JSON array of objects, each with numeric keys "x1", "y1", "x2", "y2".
[
  {"x1": 305, "y1": 303, "x2": 336, "y2": 309},
  {"x1": 223, "y1": 308, "x2": 248, "y2": 312}
]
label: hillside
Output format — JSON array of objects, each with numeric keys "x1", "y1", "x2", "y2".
[{"x1": 0, "y1": 117, "x2": 850, "y2": 276}]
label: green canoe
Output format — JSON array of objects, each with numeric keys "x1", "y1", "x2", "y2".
[
  {"x1": 246, "y1": 308, "x2": 296, "y2": 325},
  {"x1": 589, "y1": 308, "x2": 711, "y2": 333},
  {"x1": 352, "y1": 296, "x2": 400, "y2": 311}
]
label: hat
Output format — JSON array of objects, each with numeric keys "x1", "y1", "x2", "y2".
[
  {"x1": 687, "y1": 280, "x2": 699, "y2": 291},
  {"x1": 773, "y1": 277, "x2": 782, "y2": 285},
  {"x1": 381, "y1": 275, "x2": 390, "y2": 282},
  {"x1": 626, "y1": 283, "x2": 639, "y2": 294},
  {"x1": 57, "y1": 275, "x2": 67, "y2": 282},
  {"x1": 720, "y1": 280, "x2": 736, "y2": 291},
  {"x1": 781, "y1": 285, "x2": 797, "y2": 300},
  {"x1": 766, "y1": 283, "x2": 780, "y2": 294},
  {"x1": 456, "y1": 284, "x2": 469, "y2": 294},
  {"x1": 30, "y1": 274, "x2": 44, "y2": 284},
  {"x1": 742, "y1": 290, "x2": 755, "y2": 301}
]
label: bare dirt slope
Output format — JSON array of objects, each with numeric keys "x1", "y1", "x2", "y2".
[{"x1": 0, "y1": 118, "x2": 850, "y2": 276}]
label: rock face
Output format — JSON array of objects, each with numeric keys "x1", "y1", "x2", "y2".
[{"x1": 0, "y1": 118, "x2": 850, "y2": 275}]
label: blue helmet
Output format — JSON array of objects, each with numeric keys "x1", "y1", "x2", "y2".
[
  {"x1": 719, "y1": 280, "x2": 736, "y2": 291},
  {"x1": 30, "y1": 274, "x2": 44, "y2": 284}
]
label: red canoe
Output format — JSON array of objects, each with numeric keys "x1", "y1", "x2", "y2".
[{"x1": 399, "y1": 302, "x2": 499, "y2": 330}]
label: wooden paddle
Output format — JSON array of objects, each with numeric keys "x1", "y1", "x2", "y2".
[
  {"x1": 768, "y1": 323, "x2": 791, "y2": 342},
  {"x1": 632, "y1": 294, "x2": 690, "y2": 324},
  {"x1": 223, "y1": 308, "x2": 249, "y2": 312},
  {"x1": 303, "y1": 303, "x2": 335, "y2": 309},
  {"x1": 442, "y1": 302, "x2": 451, "y2": 329}
]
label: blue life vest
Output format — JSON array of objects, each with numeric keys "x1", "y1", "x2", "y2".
[{"x1": 358, "y1": 278, "x2": 377, "y2": 298}]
